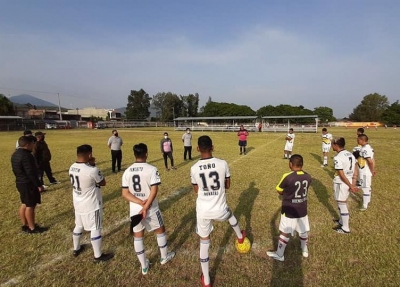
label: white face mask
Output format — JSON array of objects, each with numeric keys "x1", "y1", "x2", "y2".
[
  {"x1": 164, "y1": 136, "x2": 168, "y2": 139},
  {"x1": 186, "y1": 131, "x2": 190, "y2": 134}
]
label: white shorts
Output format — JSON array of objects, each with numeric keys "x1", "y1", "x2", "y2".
[
  {"x1": 358, "y1": 174, "x2": 372, "y2": 189},
  {"x1": 322, "y1": 145, "x2": 331, "y2": 153},
  {"x1": 133, "y1": 209, "x2": 164, "y2": 233},
  {"x1": 75, "y1": 209, "x2": 102, "y2": 231},
  {"x1": 333, "y1": 182, "x2": 350, "y2": 201},
  {"x1": 279, "y1": 214, "x2": 309, "y2": 236},
  {"x1": 284, "y1": 143, "x2": 294, "y2": 152},
  {"x1": 196, "y1": 207, "x2": 232, "y2": 238}
]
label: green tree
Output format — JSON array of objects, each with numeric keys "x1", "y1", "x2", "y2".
[
  {"x1": 349, "y1": 93, "x2": 390, "y2": 121},
  {"x1": 382, "y1": 100, "x2": 400, "y2": 125},
  {"x1": 180, "y1": 93, "x2": 199, "y2": 117},
  {"x1": 125, "y1": 89, "x2": 151, "y2": 120},
  {"x1": 152, "y1": 92, "x2": 182, "y2": 121},
  {"x1": 201, "y1": 101, "x2": 255, "y2": 117},
  {"x1": 0, "y1": 94, "x2": 15, "y2": 115},
  {"x1": 314, "y1": 106, "x2": 336, "y2": 122}
]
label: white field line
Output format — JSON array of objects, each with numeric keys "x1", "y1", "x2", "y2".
[{"x1": 2, "y1": 135, "x2": 284, "y2": 286}]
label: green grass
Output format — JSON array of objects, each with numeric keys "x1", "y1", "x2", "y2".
[{"x1": 1, "y1": 127, "x2": 399, "y2": 287}]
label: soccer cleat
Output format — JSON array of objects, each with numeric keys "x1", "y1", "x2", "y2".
[
  {"x1": 49, "y1": 181, "x2": 60, "y2": 185},
  {"x1": 42, "y1": 185, "x2": 49, "y2": 190},
  {"x1": 332, "y1": 219, "x2": 342, "y2": 226},
  {"x1": 266, "y1": 251, "x2": 284, "y2": 262},
  {"x1": 237, "y1": 230, "x2": 246, "y2": 244},
  {"x1": 165, "y1": 168, "x2": 170, "y2": 171},
  {"x1": 359, "y1": 206, "x2": 368, "y2": 211},
  {"x1": 93, "y1": 253, "x2": 114, "y2": 263},
  {"x1": 26, "y1": 226, "x2": 49, "y2": 234},
  {"x1": 302, "y1": 246, "x2": 309, "y2": 258},
  {"x1": 160, "y1": 251, "x2": 175, "y2": 265},
  {"x1": 73, "y1": 245, "x2": 85, "y2": 257},
  {"x1": 333, "y1": 226, "x2": 350, "y2": 234},
  {"x1": 200, "y1": 274, "x2": 212, "y2": 287},
  {"x1": 239, "y1": 152, "x2": 242, "y2": 155},
  {"x1": 141, "y1": 259, "x2": 150, "y2": 275},
  {"x1": 171, "y1": 167, "x2": 177, "y2": 170},
  {"x1": 320, "y1": 164, "x2": 328, "y2": 168}
]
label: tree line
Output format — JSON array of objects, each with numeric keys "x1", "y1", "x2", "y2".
[{"x1": 1, "y1": 91, "x2": 399, "y2": 125}]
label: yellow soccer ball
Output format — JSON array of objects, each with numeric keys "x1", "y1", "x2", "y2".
[{"x1": 235, "y1": 237, "x2": 251, "y2": 254}]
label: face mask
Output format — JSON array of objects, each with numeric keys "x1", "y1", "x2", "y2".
[
  {"x1": 114, "y1": 133, "x2": 118, "y2": 137},
  {"x1": 186, "y1": 131, "x2": 190, "y2": 134},
  {"x1": 164, "y1": 136, "x2": 168, "y2": 139}
]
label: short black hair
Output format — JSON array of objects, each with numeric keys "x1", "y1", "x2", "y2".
[
  {"x1": 332, "y1": 137, "x2": 345, "y2": 148},
  {"x1": 77, "y1": 144, "x2": 92, "y2": 155},
  {"x1": 164, "y1": 132, "x2": 168, "y2": 136},
  {"x1": 133, "y1": 143, "x2": 148, "y2": 157},
  {"x1": 289, "y1": 128, "x2": 293, "y2": 131},
  {"x1": 289, "y1": 154, "x2": 303, "y2": 167},
  {"x1": 18, "y1": 135, "x2": 36, "y2": 147},
  {"x1": 322, "y1": 128, "x2": 327, "y2": 132},
  {"x1": 357, "y1": 127, "x2": 364, "y2": 134},
  {"x1": 198, "y1": 135, "x2": 212, "y2": 151},
  {"x1": 358, "y1": 134, "x2": 369, "y2": 141}
]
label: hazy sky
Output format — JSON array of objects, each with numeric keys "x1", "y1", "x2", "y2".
[{"x1": 1, "y1": 0, "x2": 399, "y2": 118}]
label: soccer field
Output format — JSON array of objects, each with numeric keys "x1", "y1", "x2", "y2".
[{"x1": 1, "y1": 128, "x2": 399, "y2": 287}]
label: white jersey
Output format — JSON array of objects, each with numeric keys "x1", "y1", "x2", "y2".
[
  {"x1": 122, "y1": 162, "x2": 161, "y2": 217},
  {"x1": 191, "y1": 157, "x2": 230, "y2": 219},
  {"x1": 358, "y1": 144, "x2": 374, "y2": 176},
  {"x1": 333, "y1": 150, "x2": 356, "y2": 183},
  {"x1": 69, "y1": 162, "x2": 104, "y2": 214},
  {"x1": 286, "y1": 133, "x2": 295, "y2": 144},
  {"x1": 322, "y1": 133, "x2": 333, "y2": 147}
]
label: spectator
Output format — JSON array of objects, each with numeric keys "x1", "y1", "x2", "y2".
[
  {"x1": 15, "y1": 130, "x2": 33, "y2": 149},
  {"x1": 11, "y1": 135, "x2": 47, "y2": 233},
  {"x1": 33, "y1": 131, "x2": 60, "y2": 186},
  {"x1": 107, "y1": 129, "x2": 123, "y2": 173},
  {"x1": 182, "y1": 128, "x2": 193, "y2": 160},
  {"x1": 237, "y1": 125, "x2": 249, "y2": 155},
  {"x1": 160, "y1": 132, "x2": 176, "y2": 170}
]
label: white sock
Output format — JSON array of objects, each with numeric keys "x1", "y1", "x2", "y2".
[
  {"x1": 228, "y1": 215, "x2": 243, "y2": 239},
  {"x1": 156, "y1": 232, "x2": 168, "y2": 259},
  {"x1": 299, "y1": 232, "x2": 308, "y2": 252},
  {"x1": 90, "y1": 229, "x2": 102, "y2": 258},
  {"x1": 73, "y1": 226, "x2": 83, "y2": 251},
  {"x1": 362, "y1": 188, "x2": 371, "y2": 208},
  {"x1": 134, "y1": 237, "x2": 147, "y2": 268},
  {"x1": 323, "y1": 156, "x2": 328, "y2": 165},
  {"x1": 276, "y1": 234, "x2": 289, "y2": 257},
  {"x1": 200, "y1": 239, "x2": 210, "y2": 285},
  {"x1": 338, "y1": 202, "x2": 350, "y2": 232}
]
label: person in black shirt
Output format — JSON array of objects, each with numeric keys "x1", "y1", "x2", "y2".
[
  {"x1": 11, "y1": 136, "x2": 47, "y2": 233},
  {"x1": 267, "y1": 154, "x2": 311, "y2": 261}
]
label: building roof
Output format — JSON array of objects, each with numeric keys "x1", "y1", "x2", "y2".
[
  {"x1": 261, "y1": 115, "x2": 318, "y2": 119},
  {"x1": 174, "y1": 116, "x2": 258, "y2": 121},
  {"x1": 0, "y1": 116, "x2": 23, "y2": 119}
]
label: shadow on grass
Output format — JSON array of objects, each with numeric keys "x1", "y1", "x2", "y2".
[
  {"x1": 310, "y1": 153, "x2": 335, "y2": 177},
  {"x1": 269, "y1": 208, "x2": 304, "y2": 287},
  {"x1": 174, "y1": 155, "x2": 201, "y2": 169},
  {"x1": 210, "y1": 181, "x2": 260, "y2": 282},
  {"x1": 311, "y1": 178, "x2": 337, "y2": 218}
]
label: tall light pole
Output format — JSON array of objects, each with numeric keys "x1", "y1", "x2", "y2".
[
  {"x1": 57, "y1": 93, "x2": 63, "y2": 120},
  {"x1": 172, "y1": 107, "x2": 175, "y2": 127}
]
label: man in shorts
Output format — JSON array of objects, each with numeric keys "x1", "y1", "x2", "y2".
[
  {"x1": 191, "y1": 135, "x2": 247, "y2": 287},
  {"x1": 122, "y1": 143, "x2": 175, "y2": 275},
  {"x1": 237, "y1": 125, "x2": 249, "y2": 155},
  {"x1": 267, "y1": 154, "x2": 311, "y2": 261},
  {"x1": 11, "y1": 135, "x2": 46, "y2": 233},
  {"x1": 283, "y1": 128, "x2": 295, "y2": 159},
  {"x1": 69, "y1": 144, "x2": 114, "y2": 262},
  {"x1": 321, "y1": 128, "x2": 333, "y2": 167},
  {"x1": 357, "y1": 134, "x2": 376, "y2": 211},
  {"x1": 331, "y1": 137, "x2": 358, "y2": 234}
]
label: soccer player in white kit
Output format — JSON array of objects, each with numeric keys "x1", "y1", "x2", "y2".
[
  {"x1": 122, "y1": 143, "x2": 175, "y2": 275},
  {"x1": 331, "y1": 138, "x2": 358, "y2": 234},
  {"x1": 69, "y1": 144, "x2": 114, "y2": 262},
  {"x1": 191, "y1": 135, "x2": 246, "y2": 287},
  {"x1": 321, "y1": 128, "x2": 333, "y2": 167},
  {"x1": 283, "y1": 128, "x2": 295, "y2": 159},
  {"x1": 357, "y1": 134, "x2": 376, "y2": 211}
]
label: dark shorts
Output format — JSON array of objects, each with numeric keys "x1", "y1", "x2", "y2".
[
  {"x1": 238, "y1": 140, "x2": 247, "y2": 147},
  {"x1": 16, "y1": 183, "x2": 41, "y2": 207}
]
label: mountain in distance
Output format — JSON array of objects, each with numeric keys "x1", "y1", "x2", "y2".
[{"x1": 10, "y1": 94, "x2": 58, "y2": 107}]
